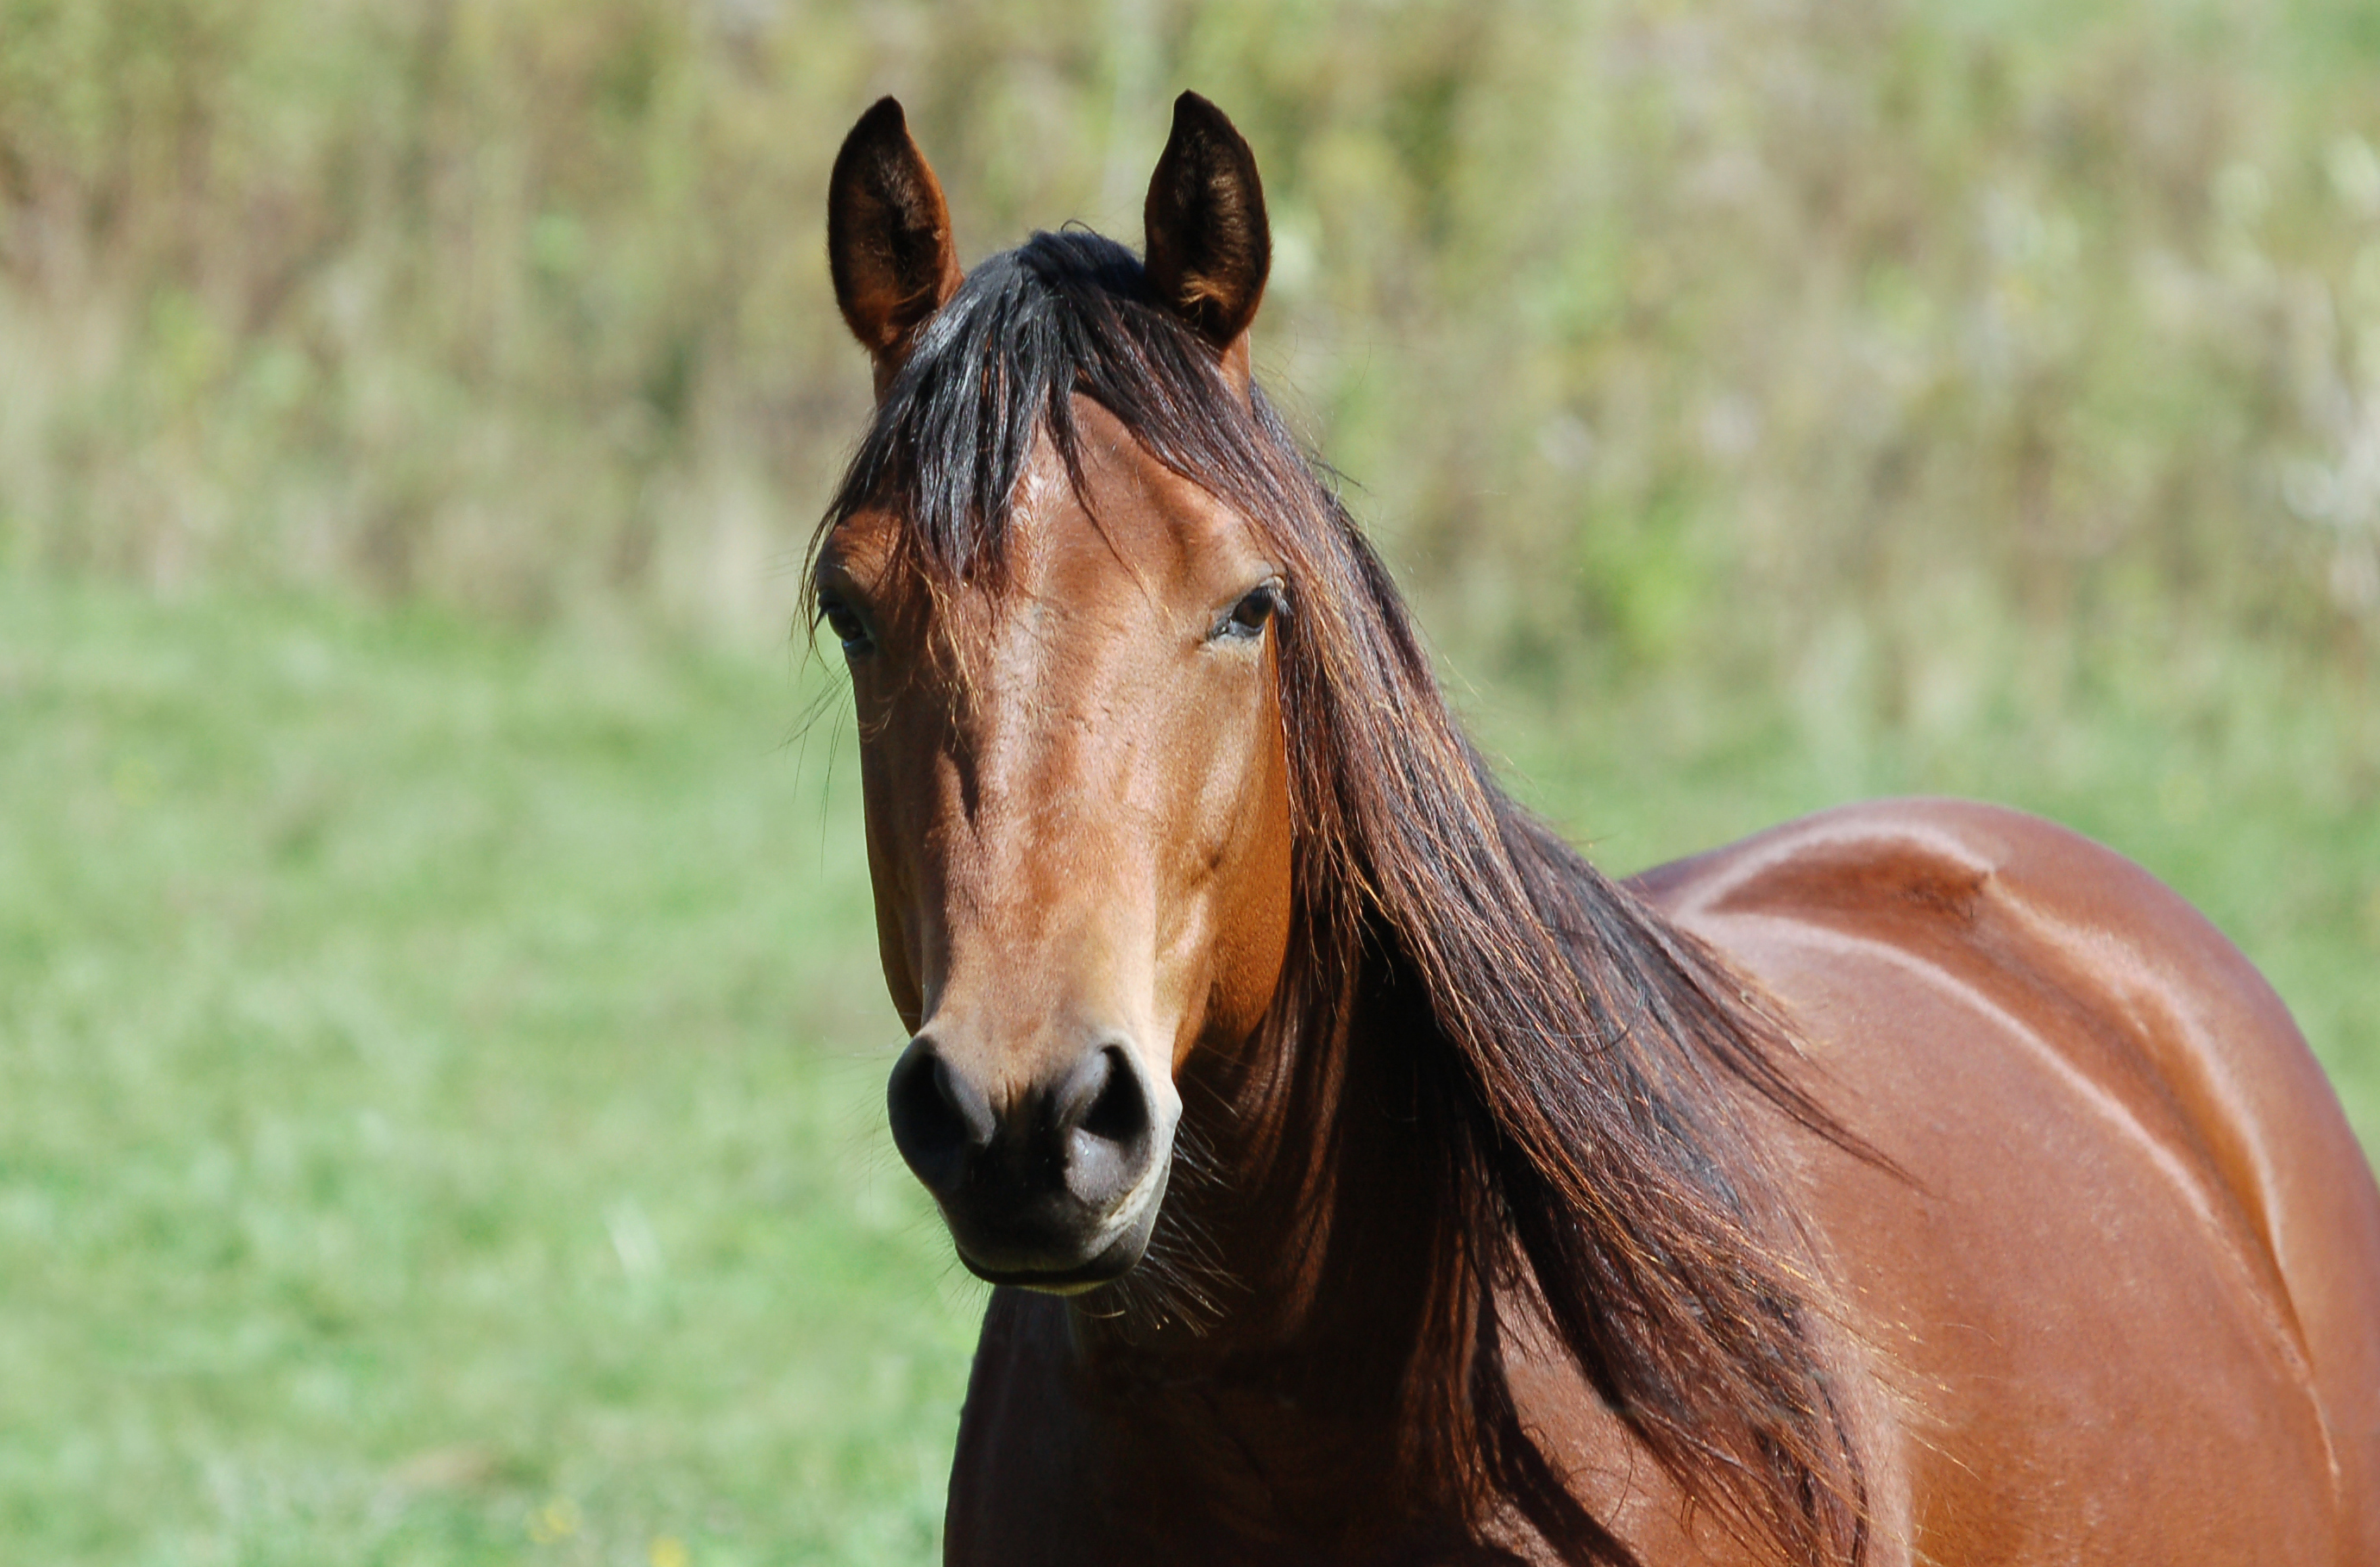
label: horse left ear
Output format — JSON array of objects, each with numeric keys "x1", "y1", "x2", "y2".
[{"x1": 1144, "y1": 92, "x2": 1270, "y2": 387}]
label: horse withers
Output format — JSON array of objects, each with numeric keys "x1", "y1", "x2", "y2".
[{"x1": 811, "y1": 92, "x2": 2380, "y2": 1566}]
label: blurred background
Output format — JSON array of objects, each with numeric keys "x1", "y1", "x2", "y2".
[{"x1": 3, "y1": 0, "x2": 2376, "y2": 1561}]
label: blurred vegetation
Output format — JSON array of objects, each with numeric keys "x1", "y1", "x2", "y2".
[{"x1": 3, "y1": 0, "x2": 2380, "y2": 680}]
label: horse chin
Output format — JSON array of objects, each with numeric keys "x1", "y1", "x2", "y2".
[{"x1": 947, "y1": 1170, "x2": 1169, "y2": 1295}]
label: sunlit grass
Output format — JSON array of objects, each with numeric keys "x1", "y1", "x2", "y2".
[
  {"x1": 0, "y1": 577, "x2": 978, "y2": 1564},
  {"x1": 2, "y1": 575, "x2": 2371, "y2": 1561}
]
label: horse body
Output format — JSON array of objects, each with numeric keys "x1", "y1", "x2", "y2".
[
  {"x1": 813, "y1": 93, "x2": 2380, "y2": 1564},
  {"x1": 937, "y1": 799, "x2": 2380, "y2": 1565},
  {"x1": 1645, "y1": 800, "x2": 2380, "y2": 1563}
]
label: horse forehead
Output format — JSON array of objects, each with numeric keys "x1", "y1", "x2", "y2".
[{"x1": 1009, "y1": 400, "x2": 1255, "y2": 599}]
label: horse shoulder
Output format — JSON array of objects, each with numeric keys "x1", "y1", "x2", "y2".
[{"x1": 1630, "y1": 796, "x2": 2380, "y2": 1564}]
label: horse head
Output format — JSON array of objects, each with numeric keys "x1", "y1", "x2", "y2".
[{"x1": 816, "y1": 95, "x2": 1293, "y2": 1289}]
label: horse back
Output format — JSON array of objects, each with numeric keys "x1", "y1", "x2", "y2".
[{"x1": 1634, "y1": 797, "x2": 2380, "y2": 1564}]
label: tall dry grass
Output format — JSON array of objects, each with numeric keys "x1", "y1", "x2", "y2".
[{"x1": 3, "y1": 0, "x2": 2379, "y2": 684}]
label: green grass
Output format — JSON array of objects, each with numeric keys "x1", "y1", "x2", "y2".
[
  {"x1": 2, "y1": 575, "x2": 2373, "y2": 1563},
  {"x1": 0, "y1": 577, "x2": 977, "y2": 1565}
]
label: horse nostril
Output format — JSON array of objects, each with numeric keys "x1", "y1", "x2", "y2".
[
  {"x1": 1055, "y1": 1044, "x2": 1156, "y2": 1208},
  {"x1": 1078, "y1": 1050, "x2": 1149, "y2": 1144},
  {"x1": 886, "y1": 1040, "x2": 993, "y2": 1197}
]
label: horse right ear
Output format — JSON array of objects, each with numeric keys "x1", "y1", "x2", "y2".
[{"x1": 828, "y1": 97, "x2": 964, "y2": 394}]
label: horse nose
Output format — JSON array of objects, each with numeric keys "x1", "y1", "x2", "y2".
[
  {"x1": 885, "y1": 1037, "x2": 1159, "y2": 1220},
  {"x1": 885, "y1": 1037, "x2": 996, "y2": 1200}
]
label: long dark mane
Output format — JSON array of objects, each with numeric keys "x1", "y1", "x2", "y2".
[{"x1": 821, "y1": 229, "x2": 1872, "y2": 1567}]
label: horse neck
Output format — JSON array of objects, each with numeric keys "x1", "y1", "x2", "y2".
[{"x1": 1052, "y1": 949, "x2": 1497, "y2": 1555}]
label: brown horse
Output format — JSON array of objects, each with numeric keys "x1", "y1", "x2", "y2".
[{"x1": 812, "y1": 93, "x2": 2380, "y2": 1565}]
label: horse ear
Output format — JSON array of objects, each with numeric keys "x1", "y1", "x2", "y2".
[
  {"x1": 828, "y1": 97, "x2": 964, "y2": 392},
  {"x1": 1143, "y1": 91, "x2": 1270, "y2": 379}
]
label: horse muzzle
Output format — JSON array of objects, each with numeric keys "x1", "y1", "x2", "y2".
[{"x1": 885, "y1": 1033, "x2": 1173, "y2": 1289}]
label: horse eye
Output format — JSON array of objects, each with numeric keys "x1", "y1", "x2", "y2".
[
  {"x1": 818, "y1": 593, "x2": 872, "y2": 654},
  {"x1": 1216, "y1": 584, "x2": 1279, "y2": 642}
]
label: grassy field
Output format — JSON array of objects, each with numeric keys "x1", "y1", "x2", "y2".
[
  {"x1": 3, "y1": 572, "x2": 2373, "y2": 1564},
  {"x1": 0, "y1": 577, "x2": 976, "y2": 1565}
]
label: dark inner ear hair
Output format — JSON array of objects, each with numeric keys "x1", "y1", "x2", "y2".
[{"x1": 1143, "y1": 91, "x2": 1271, "y2": 350}]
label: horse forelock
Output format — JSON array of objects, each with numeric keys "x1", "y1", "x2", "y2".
[{"x1": 817, "y1": 229, "x2": 1311, "y2": 596}]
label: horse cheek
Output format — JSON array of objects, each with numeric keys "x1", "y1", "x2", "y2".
[
  {"x1": 870, "y1": 876, "x2": 924, "y2": 1034},
  {"x1": 1193, "y1": 700, "x2": 1294, "y2": 1064},
  {"x1": 856, "y1": 723, "x2": 928, "y2": 1034}
]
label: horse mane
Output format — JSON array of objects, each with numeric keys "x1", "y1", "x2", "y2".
[{"x1": 820, "y1": 229, "x2": 1872, "y2": 1567}]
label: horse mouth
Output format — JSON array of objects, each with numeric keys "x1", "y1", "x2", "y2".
[{"x1": 943, "y1": 1163, "x2": 1169, "y2": 1294}]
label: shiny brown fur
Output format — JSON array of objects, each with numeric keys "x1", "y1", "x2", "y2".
[{"x1": 815, "y1": 95, "x2": 2380, "y2": 1566}]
